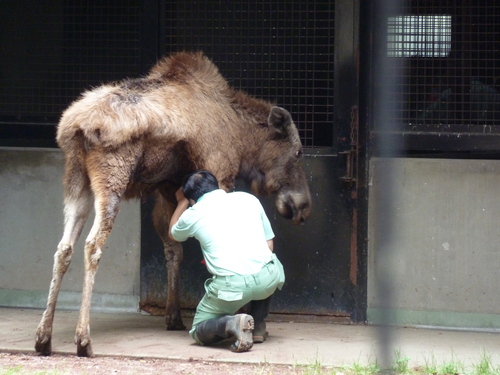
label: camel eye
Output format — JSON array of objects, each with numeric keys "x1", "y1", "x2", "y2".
[{"x1": 295, "y1": 149, "x2": 303, "y2": 158}]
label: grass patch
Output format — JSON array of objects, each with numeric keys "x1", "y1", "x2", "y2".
[
  {"x1": 421, "y1": 352, "x2": 465, "y2": 375},
  {"x1": 0, "y1": 366, "x2": 23, "y2": 375},
  {"x1": 393, "y1": 348, "x2": 411, "y2": 374},
  {"x1": 340, "y1": 361, "x2": 380, "y2": 375},
  {"x1": 472, "y1": 351, "x2": 500, "y2": 375},
  {"x1": 0, "y1": 367, "x2": 69, "y2": 375},
  {"x1": 2, "y1": 350, "x2": 500, "y2": 375},
  {"x1": 299, "y1": 359, "x2": 324, "y2": 375}
]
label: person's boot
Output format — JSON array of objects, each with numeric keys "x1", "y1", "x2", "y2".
[
  {"x1": 249, "y1": 297, "x2": 271, "y2": 343},
  {"x1": 194, "y1": 314, "x2": 254, "y2": 352},
  {"x1": 252, "y1": 321, "x2": 268, "y2": 343}
]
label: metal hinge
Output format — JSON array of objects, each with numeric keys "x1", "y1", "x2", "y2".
[{"x1": 340, "y1": 105, "x2": 359, "y2": 184}]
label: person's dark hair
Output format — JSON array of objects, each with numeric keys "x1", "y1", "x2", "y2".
[{"x1": 182, "y1": 170, "x2": 219, "y2": 202}]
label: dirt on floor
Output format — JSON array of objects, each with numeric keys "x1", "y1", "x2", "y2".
[{"x1": 0, "y1": 352, "x2": 311, "y2": 375}]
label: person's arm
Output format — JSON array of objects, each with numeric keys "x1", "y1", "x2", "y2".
[
  {"x1": 168, "y1": 188, "x2": 190, "y2": 242},
  {"x1": 267, "y1": 239, "x2": 274, "y2": 252}
]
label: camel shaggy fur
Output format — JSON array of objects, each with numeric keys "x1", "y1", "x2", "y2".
[{"x1": 35, "y1": 51, "x2": 311, "y2": 357}]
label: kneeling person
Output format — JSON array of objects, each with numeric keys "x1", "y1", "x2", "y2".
[{"x1": 169, "y1": 170, "x2": 285, "y2": 352}]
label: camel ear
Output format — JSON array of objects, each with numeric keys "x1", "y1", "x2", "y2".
[{"x1": 268, "y1": 106, "x2": 292, "y2": 134}]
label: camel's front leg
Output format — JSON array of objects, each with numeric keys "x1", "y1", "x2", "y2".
[
  {"x1": 164, "y1": 240, "x2": 186, "y2": 330},
  {"x1": 153, "y1": 191, "x2": 186, "y2": 330}
]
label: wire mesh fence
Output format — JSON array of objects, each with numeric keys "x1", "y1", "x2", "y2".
[
  {"x1": 379, "y1": 1, "x2": 500, "y2": 131},
  {"x1": 0, "y1": 0, "x2": 142, "y2": 123},
  {"x1": 164, "y1": 1, "x2": 335, "y2": 147}
]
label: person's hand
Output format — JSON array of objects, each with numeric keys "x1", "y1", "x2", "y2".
[
  {"x1": 168, "y1": 188, "x2": 190, "y2": 242},
  {"x1": 175, "y1": 187, "x2": 185, "y2": 202}
]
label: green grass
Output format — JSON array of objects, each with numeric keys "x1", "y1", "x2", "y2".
[
  {"x1": 472, "y1": 351, "x2": 500, "y2": 375},
  {"x1": 0, "y1": 367, "x2": 70, "y2": 375},
  {"x1": 393, "y1": 348, "x2": 411, "y2": 374},
  {"x1": 291, "y1": 349, "x2": 500, "y2": 375},
  {"x1": 2, "y1": 351, "x2": 500, "y2": 375},
  {"x1": 0, "y1": 366, "x2": 23, "y2": 375},
  {"x1": 340, "y1": 361, "x2": 380, "y2": 375}
]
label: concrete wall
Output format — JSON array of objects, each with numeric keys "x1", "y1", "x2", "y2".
[
  {"x1": 368, "y1": 158, "x2": 500, "y2": 330},
  {"x1": 3, "y1": 148, "x2": 499, "y2": 329},
  {"x1": 0, "y1": 148, "x2": 141, "y2": 312}
]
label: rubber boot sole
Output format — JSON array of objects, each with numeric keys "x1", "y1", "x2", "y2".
[{"x1": 230, "y1": 314, "x2": 254, "y2": 352}]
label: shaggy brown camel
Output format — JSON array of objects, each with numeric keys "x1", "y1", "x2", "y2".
[{"x1": 35, "y1": 51, "x2": 311, "y2": 357}]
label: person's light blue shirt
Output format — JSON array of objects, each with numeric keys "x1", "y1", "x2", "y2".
[{"x1": 171, "y1": 189, "x2": 275, "y2": 276}]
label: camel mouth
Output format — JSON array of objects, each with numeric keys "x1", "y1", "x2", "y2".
[{"x1": 276, "y1": 192, "x2": 311, "y2": 224}]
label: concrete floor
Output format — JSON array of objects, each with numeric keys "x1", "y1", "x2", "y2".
[{"x1": 0, "y1": 307, "x2": 499, "y2": 369}]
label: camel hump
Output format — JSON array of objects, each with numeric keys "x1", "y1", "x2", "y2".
[
  {"x1": 56, "y1": 52, "x2": 229, "y2": 151},
  {"x1": 149, "y1": 51, "x2": 227, "y2": 87}
]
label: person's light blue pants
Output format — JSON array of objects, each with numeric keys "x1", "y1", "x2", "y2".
[{"x1": 190, "y1": 253, "x2": 285, "y2": 343}]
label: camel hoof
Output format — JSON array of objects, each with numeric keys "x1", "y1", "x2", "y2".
[
  {"x1": 76, "y1": 339, "x2": 94, "y2": 357},
  {"x1": 165, "y1": 312, "x2": 186, "y2": 331},
  {"x1": 35, "y1": 337, "x2": 52, "y2": 356},
  {"x1": 35, "y1": 326, "x2": 53, "y2": 356}
]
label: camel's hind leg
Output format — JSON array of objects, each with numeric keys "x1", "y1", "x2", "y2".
[
  {"x1": 35, "y1": 189, "x2": 93, "y2": 355},
  {"x1": 74, "y1": 179, "x2": 127, "y2": 357},
  {"x1": 153, "y1": 189, "x2": 186, "y2": 330}
]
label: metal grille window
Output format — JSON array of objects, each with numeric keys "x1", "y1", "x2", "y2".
[
  {"x1": 376, "y1": 1, "x2": 500, "y2": 152},
  {"x1": 0, "y1": 1, "x2": 142, "y2": 124},
  {"x1": 165, "y1": 1, "x2": 335, "y2": 148},
  {"x1": 2, "y1": 1, "x2": 335, "y2": 149},
  {"x1": 387, "y1": 15, "x2": 451, "y2": 58}
]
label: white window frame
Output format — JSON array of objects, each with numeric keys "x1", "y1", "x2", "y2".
[{"x1": 387, "y1": 15, "x2": 452, "y2": 57}]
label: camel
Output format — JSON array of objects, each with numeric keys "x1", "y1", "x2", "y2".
[{"x1": 35, "y1": 51, "x2": 312, "y2": 357}]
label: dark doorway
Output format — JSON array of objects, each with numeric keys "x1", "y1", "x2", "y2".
[{"x1": 140, "y1": 0, "x2": 366, "y2": 323}]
